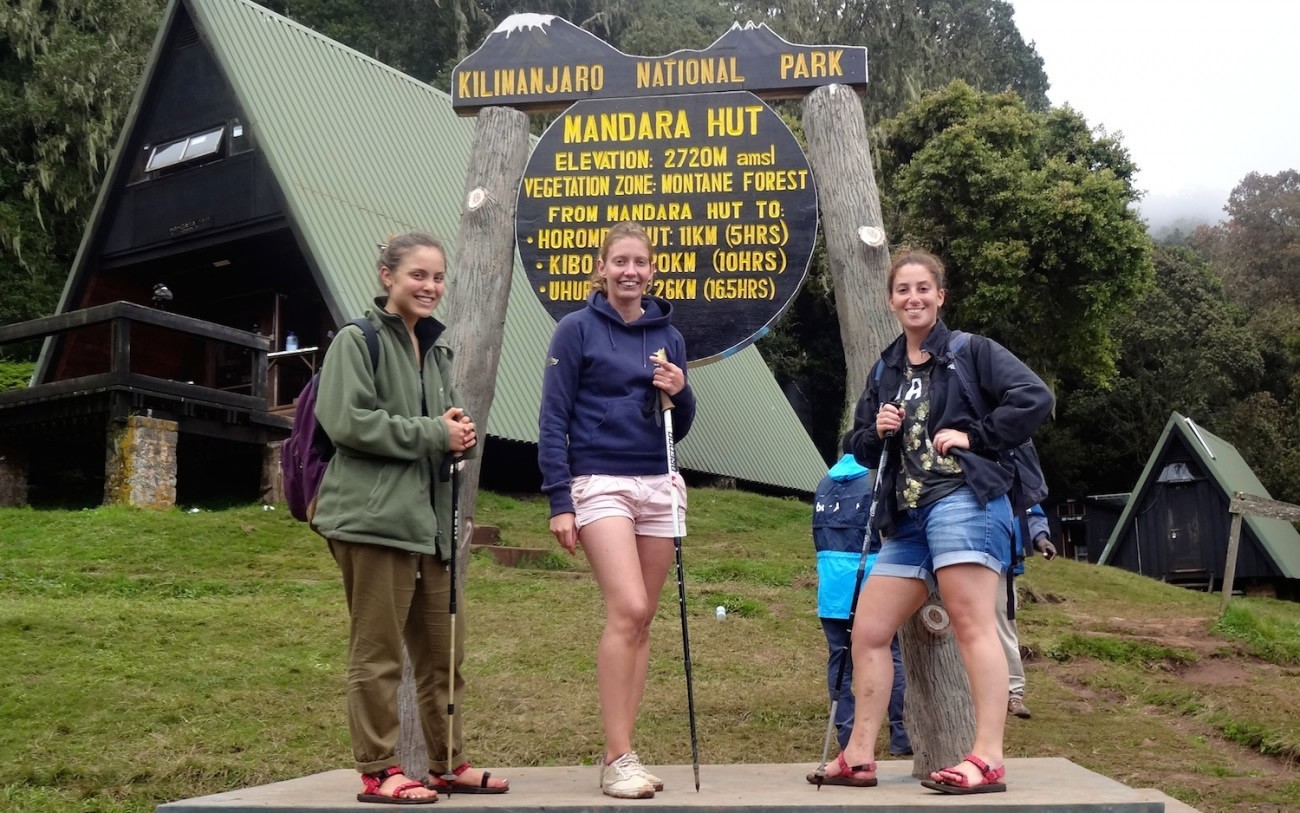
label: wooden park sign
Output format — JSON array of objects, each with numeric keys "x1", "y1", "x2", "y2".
[
  {"x1": 451, "y1": 15, "x2": 866, "y2": 113},
  {"x1": 453, "y1": 14, "x2": 866, "y2": 364},
  {"x1": 517, "y1": 92, "x2": 816, "y2": 363},
  {"x1": 441, "y1": 14, "x2": 970, "y2": 785}
]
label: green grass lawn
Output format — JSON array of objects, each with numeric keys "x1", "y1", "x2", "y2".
[{"x1": 2, "y1": 491, "x2": 1298, "y2": 812}]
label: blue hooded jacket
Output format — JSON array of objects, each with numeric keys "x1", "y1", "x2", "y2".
[
  {"x1": 538, "y1": 291, "x2": 696, "y2": 517},
  {"x1": 812, "y1": 455, "x2": 880, "y2": 619},
  {"x1": 1012, "y1": 504, "x2": 1050, "y2": 576}
]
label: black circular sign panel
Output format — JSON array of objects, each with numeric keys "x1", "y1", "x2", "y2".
[{"x1": 516, "y1": 91, "x2": 817, "y2": 365}]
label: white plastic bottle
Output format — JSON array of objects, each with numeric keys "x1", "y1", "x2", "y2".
[
  {"x1": 715, "y1": 605, "x2": 726, "y2": 621},
  {"x1": 285, "y1": 331, "x2": 299, "y2": 351}
]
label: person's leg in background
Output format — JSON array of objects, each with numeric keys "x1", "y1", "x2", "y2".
[
  {"x1": 820, "y1": 617, "x2": 856, "y2": 750},
  {"x1": 997, "y1": 569, "x2": 1031, "y2": 719},
  {"x1": 887, "y1": 635, "x2": 913, "y2": 755}
]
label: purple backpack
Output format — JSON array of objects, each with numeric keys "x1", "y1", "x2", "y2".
[{"x1": 282, "y1": 319, "x2": 379, "y2": 522}]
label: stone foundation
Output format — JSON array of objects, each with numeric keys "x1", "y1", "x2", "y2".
[
  {"x1": 261, "y1": 440, "x2": 284, "y2": 505},
  {"x1": 0, "y1": 446, "x2": 28, "y2": 507},
  {"x1": 104, "y1": 416, "x2": 178, "y2": 508}
]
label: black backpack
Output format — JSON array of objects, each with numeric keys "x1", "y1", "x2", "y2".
[
  {"x1": 946, "y1": 330, "x2": 1047, "y2": 618},
  {"x1": 945, "y1": 331, "x2": 1048, "y2": 513}
]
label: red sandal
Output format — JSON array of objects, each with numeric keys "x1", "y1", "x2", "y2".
[
  {"x1": 358, "y1": 765, "x2": 439, "y2": 805},
  {"x1": 805, "y1": 752, "x2": 877, "y2": 787},
  {"x1": 920, "y1": 753, "x2": 1006, "y2": 794},
  {"x1": 425, "y1": 762, "x2": 510, "y2": 795}
]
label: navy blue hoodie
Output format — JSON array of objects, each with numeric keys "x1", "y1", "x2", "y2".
[{"x1": 539, "y1": 291, "x2": 697, "y2": 517}]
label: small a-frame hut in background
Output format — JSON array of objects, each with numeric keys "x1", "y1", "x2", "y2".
[
  {"x1": 0, "y1": 0, "x2": 827, "y2": 507},
  {"x1": 1098, "y1": 412, "x2": 1300, "y2": 599}
]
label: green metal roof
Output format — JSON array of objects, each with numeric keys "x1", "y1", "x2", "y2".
[
  {"x1": 58, "y1": 0, "x2": 828, "y2": 492},
  {"x1": 1098, "y1": 412, "x2": 1300, "y2": 577}
]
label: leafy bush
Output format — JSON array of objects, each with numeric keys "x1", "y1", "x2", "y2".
[{"x1": 0, "y1": 361, "x2": 34, "y2": 391}]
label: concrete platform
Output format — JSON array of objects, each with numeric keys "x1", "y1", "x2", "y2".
[{"x1": 157, "y1": 758, "x2": 1193, "y2": 812}]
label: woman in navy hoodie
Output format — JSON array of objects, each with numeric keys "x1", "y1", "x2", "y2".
[
  {"x1": 818, "y1": 249, "x2": 1051, "y2": 795},
  {"x1": 539, "y1": 221, "x2": 696, "y2": 799}
]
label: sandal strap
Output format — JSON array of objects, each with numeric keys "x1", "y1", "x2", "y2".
[
  {"x1": 360, "y1": 765, "x2": 408, "y2": 795},
  {"x1": 835, "y1": 753, "x2": 876, "y2": 775},
  {"x1": 959, "y1": 754, "x2": 1005, "y2": 783},
  {"x1": 389, "y1": 780, "x2": 429, "y2": 799},
  {"x1": 963, "y1": 754, "x2": 990, "y2": 774},
  {"x1": 452, "y1": 762, "x2": 471, "y2": 777}
]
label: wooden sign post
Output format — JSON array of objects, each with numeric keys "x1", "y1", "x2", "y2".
[{"x1": 1223, "y1": 491, "x2": 1300, "y2": 612}]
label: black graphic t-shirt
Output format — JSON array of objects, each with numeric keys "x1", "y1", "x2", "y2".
[{"x1": 896, "y1": 359, "x2": 964, "y2": 510}]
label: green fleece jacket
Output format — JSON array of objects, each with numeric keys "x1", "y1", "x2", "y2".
[{"x1": 311, "y1": 302, "x2": 477, "y2": 560}]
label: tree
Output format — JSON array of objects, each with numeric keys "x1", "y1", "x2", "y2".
[
  {"x1": 1043, "y1": 246, "x2": 1263, "y2": 494},
  {"x1": 1187, "y1": 170, "x2": 1300, "y2": 503},
  {"x1": 875, "y1": 80, "x2": 1152, "y2": 390},
  {"x1": 260, "y1": 0, "x2": 487, "y2": 85},
  {"x1": 744, "y1": 1, "x2": 1052, "y2": 458},
  {"x1": 733, "y1": 0, "x2": 1050, "y2": 124},
  {"x1": 617, "y1": 0, "x2": 734, "y2": 55},
  {"x1": 1214, "y1": 387, "x2": 1300, "y2": 506},
  {"x1": 1192, "y1": 170, "x2": 1300, "y2": 306},
  {"x1": 0, "y1": 0, "x2": 164, "y2": 328}
]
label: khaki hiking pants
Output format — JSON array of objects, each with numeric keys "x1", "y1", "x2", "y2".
[
  {"x1": 329, "y1": 540, "x2": 467, "y2": 775},
  {"x1": 997, "y1": 569, "x2": 1025, "y2": 698}
]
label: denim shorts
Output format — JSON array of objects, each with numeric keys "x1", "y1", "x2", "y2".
[
  {"x1": 872, "y1": 486, "x2": 1012, "y2": 589},
  {"x1": 571, "y1": 473, "x2": 687, "y2": 538}
]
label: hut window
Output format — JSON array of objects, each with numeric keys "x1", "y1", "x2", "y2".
[
  {"x1": 1157, "y1": 462, "x2": 1198, "y2": 483},
  {"x1": 145, "y1": 125, "x2": 225, "y2": 172}
]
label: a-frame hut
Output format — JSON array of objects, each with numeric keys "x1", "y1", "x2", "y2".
[
  {"x1": 0, "y1": 0, "x2": 827, "y2": 506},
  {"x1": 1098, "y1": 412, "x2": 1300, "y2": 598}
]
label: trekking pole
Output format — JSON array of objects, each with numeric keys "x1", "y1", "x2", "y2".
[
  {"x1": 440, "y1": 452, "x2": 461, "y2": 793},
  {"x1": 657, "y1": 362, "x2": 701, "y2": 792},
  {"x1": 813, "y1": 394, "x2": 902, "y2": 788}
]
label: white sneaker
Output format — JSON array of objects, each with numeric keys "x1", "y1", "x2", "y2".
[
  {"x1": 626, "y1": 751, "x2": 664, "y2": 792},
  {"x1": 601, "y1": 753, "x2": 656, "y2": 798}
]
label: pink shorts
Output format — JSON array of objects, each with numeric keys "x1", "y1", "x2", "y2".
[{"x1": 571, "y1": 473, "x2": 687, "y2": 538}]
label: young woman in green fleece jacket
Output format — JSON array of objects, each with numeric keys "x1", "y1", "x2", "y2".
[{"x1": 313, "y1": 232, "x2": 509, "y2": 804}]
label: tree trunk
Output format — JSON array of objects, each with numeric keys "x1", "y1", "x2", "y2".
[
  {"x1": 899, "y1": 593, "x2": 975, "y2": 779},
  {"x1": 800, "y1": 84, "x2": 898, "y2": 437},
  {"x1": 446, "y1": 104, "x2": 531, "y2": 574},
  {"x1": 398, "y1": 643, "x2": 428, "y2": 775},
  {"x1": 398, "y1": 106, "x2": 529, "y2": 767},
  {"x1": 808, "y1": 88, "x2": 976, "y2": 779}
]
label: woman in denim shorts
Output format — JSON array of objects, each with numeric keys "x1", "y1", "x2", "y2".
[
  {"x1": 537, "y1": 222, "x2": 697, "y2": 799},
  {"x1": 818, "y1": 249, "x2": 1052, "y2": 794}
]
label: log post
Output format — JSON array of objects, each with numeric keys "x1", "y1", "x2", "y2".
[
  {"x1": 398, "y1": 644, "x2": 428, "y2": 776},
  {"x1": 398, "y1": 104, "x2": 530, "y2": 774},
  {"x1": 446, "y1": 104, "x2": 531, "y2": 571},
  {"x1": 1221, "y1": 510, "x2": 1245, "y2": 613},
  {"x1": 801, "y1": 84, "x2": 899, "y2": 434},
  {"x1": 806, "y1": 84, "x2": 974, "y2": 777},
  {"x1": 898, "y1": 593, "x2": 975, "y2": 779}
]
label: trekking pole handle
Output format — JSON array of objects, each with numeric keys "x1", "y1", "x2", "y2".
[
  {"x1": 655, "y1": 349, "x2": 676, "y2": 412},
  {"x1": 882, "y1": 399, "x2": 904, "y2": 439}
]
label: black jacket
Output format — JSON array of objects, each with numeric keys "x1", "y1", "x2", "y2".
[{"x1": 845, "y1": 320, "x2": 1053, "y2": 536}]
